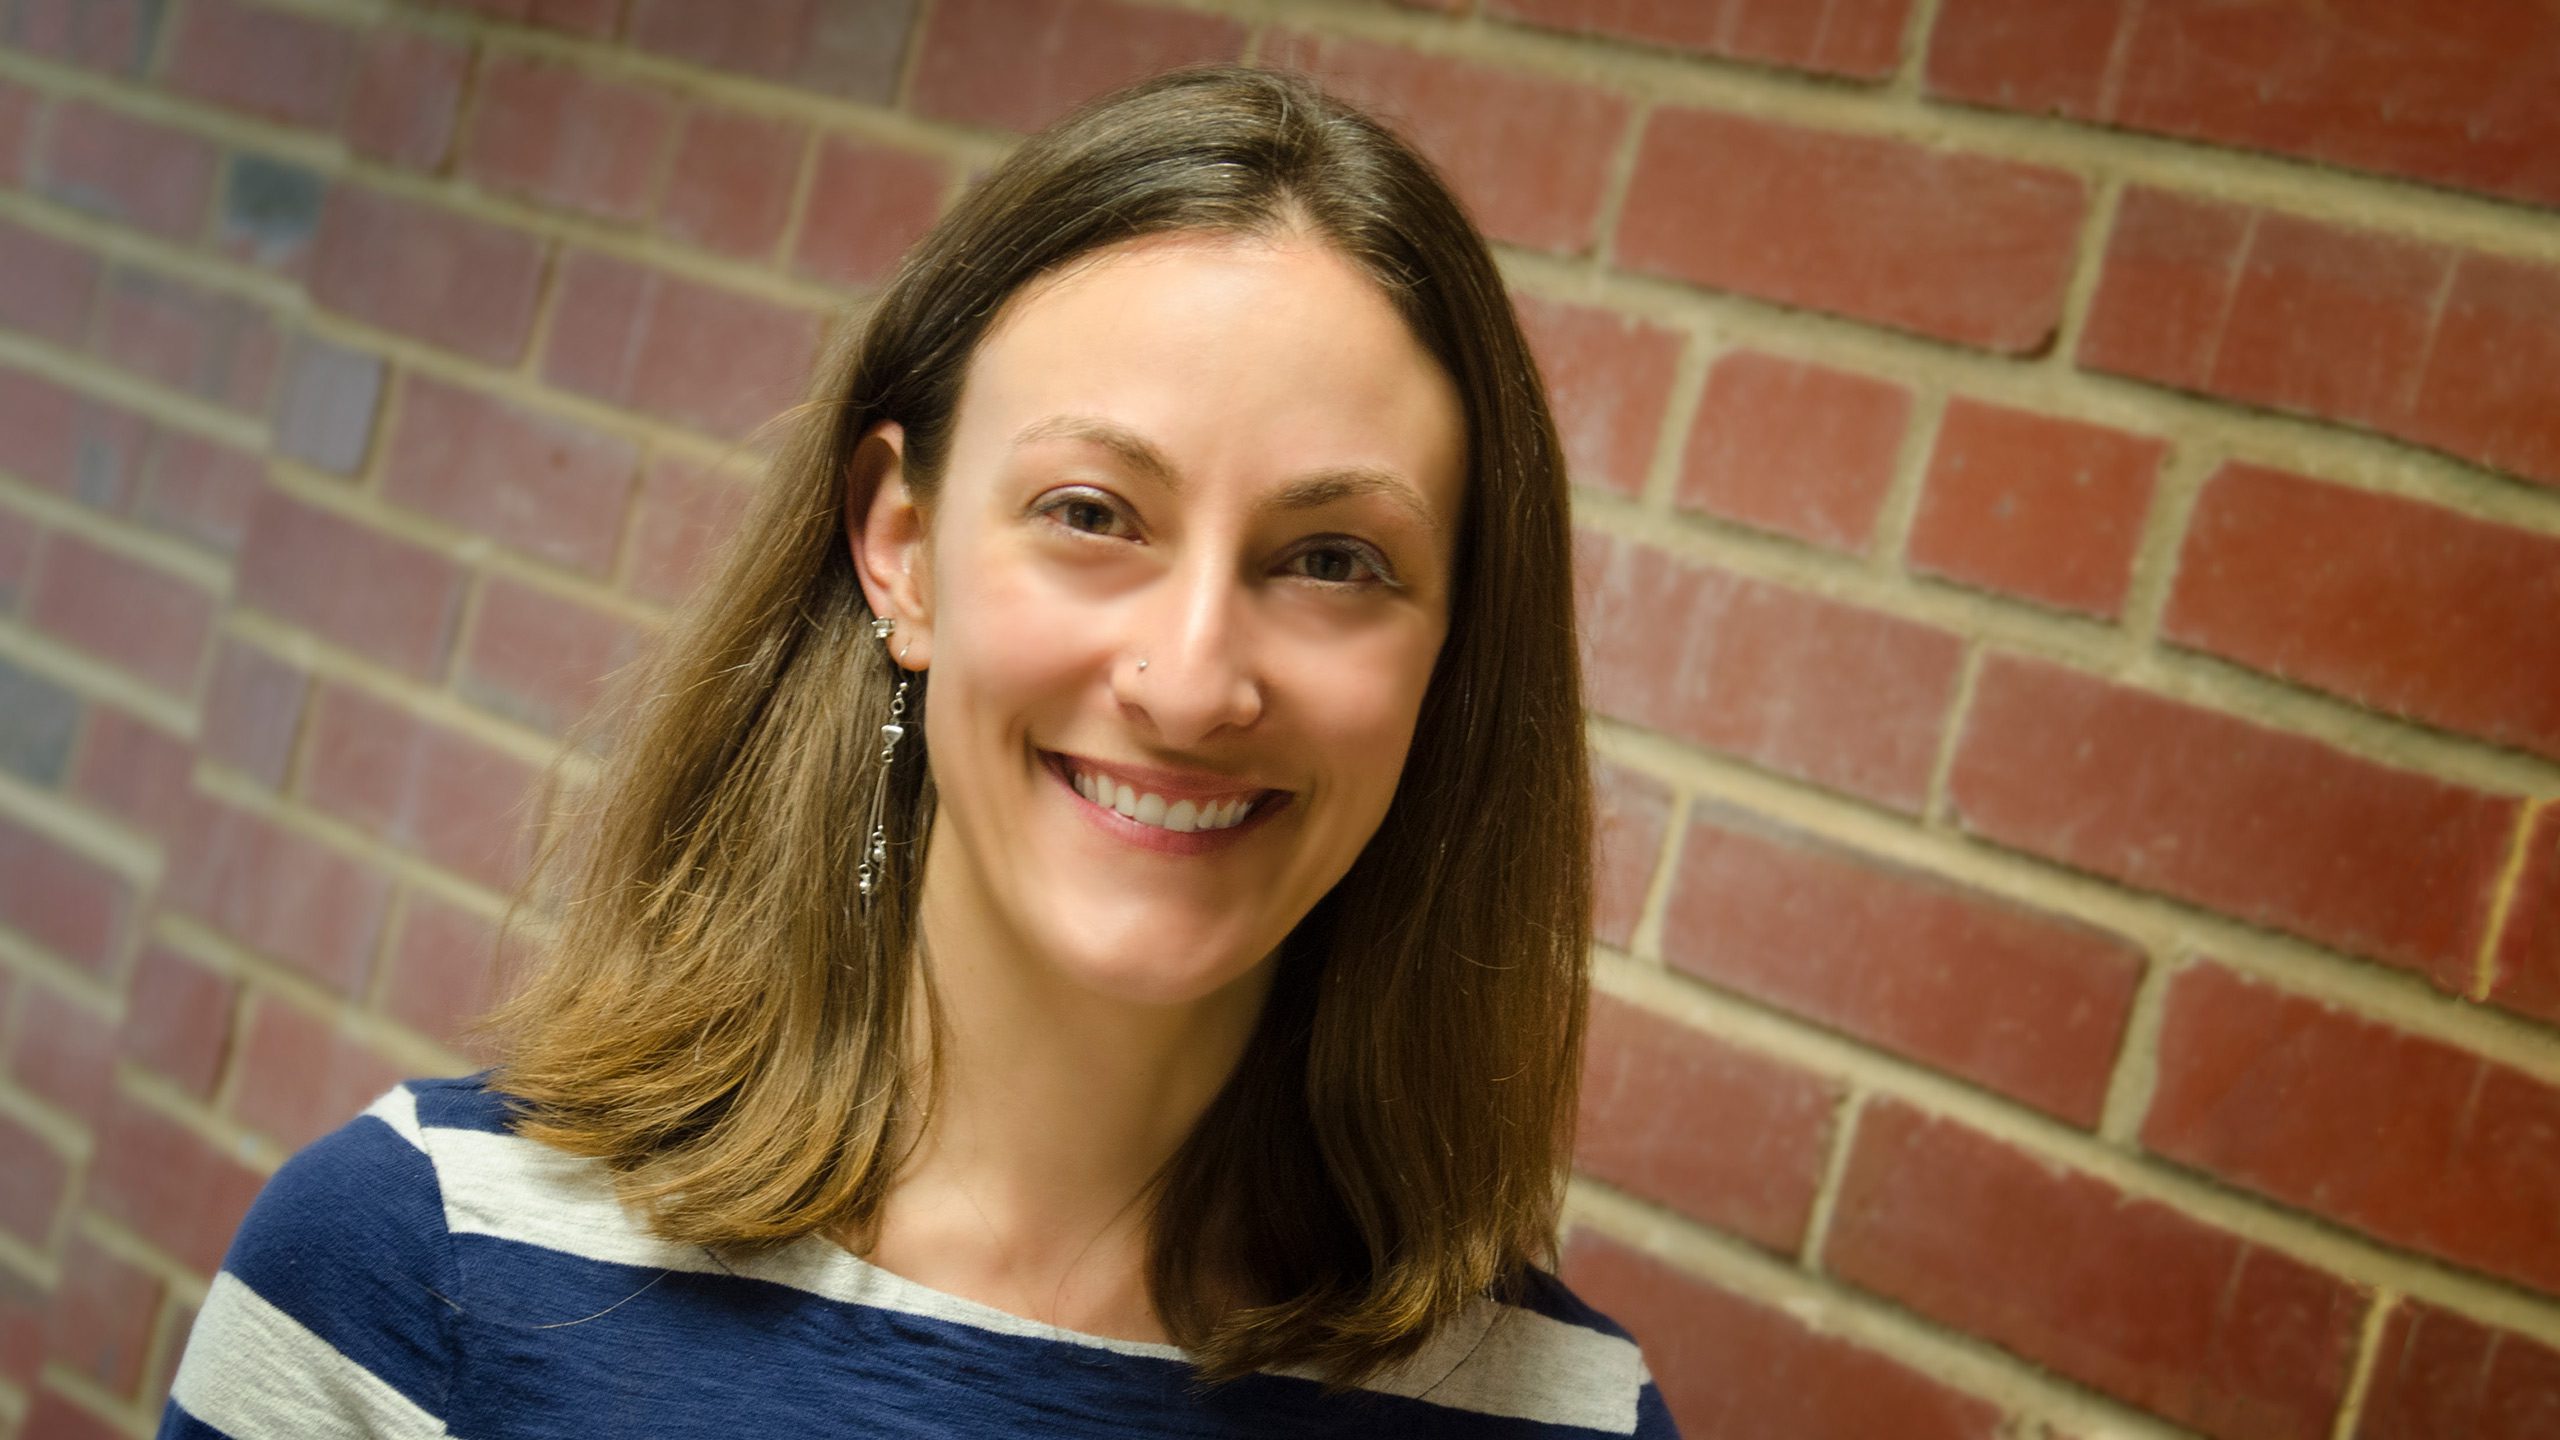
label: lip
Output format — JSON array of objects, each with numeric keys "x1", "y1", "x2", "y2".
[
  {"x1": 1040, "y1": 750, "x2": 1291, "y2": 855},
  {"x1": 1044, "y1": 750, "x2": 1284, "y2": 805}
]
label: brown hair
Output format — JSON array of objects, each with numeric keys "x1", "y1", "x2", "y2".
[{"x1": 481, "y1": 63, "x2": 1593, "y2": 1389}]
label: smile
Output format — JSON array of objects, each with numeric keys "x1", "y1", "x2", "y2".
[{"x1": 1039, "y1": 751, "x2": 1289, "y2": 841}]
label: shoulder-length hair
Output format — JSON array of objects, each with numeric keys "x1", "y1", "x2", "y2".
[{"x1": 482, "y1": 62, "x2": 1593, "y2": 1389}]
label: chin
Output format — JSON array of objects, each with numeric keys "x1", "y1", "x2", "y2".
[{"x1": 1040, "y1": 920, "x2": 1277, "y2": 1011}]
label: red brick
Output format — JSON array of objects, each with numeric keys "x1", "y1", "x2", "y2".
[
  {"x1": 625, "y1": 454, "x2": 755, "y2": 604},
  {"x1": 122, "y1": 942, "x2": 238, "y2": 1098},
  {"x1": 1514, "y1": 293, "x2": 1681, "y2": 499},
  {"x1": 1619, "y1": 108, "x2": 2085, "y2": 352},
  {"x1": 458, "y1": 574, "x2": 652, "y2": 740},
  {"x1": 2145, "y1": 961, "x2": 2560, "y2": 1300},
  {"x1": 27, "y1": 532, "x2": 212, "y2": 695},
  {"x1": 231, "y1": 997, "x2": 407, "y2": 1151},
  {"x1": 1591, "y1": 756, "x2": 1671, "y2": 950},
  {"x1": 345, "y1": 24, "x2": 471, "y2": 171},
  {"x1": 2214, "y1": 213, "x2": 2449, "y2": 436},
  {"x1": 20, "y1": 1392, "x2": 131, "y2": 1440},
  {"x1": 163, "y1": 795, "x2": 393, "y2": 997},
  {"x1": 659, "y1": 104, "x2": 807, "y2": 260},
  {"x1": 1920, "y1": 0, "x2": 2118, "y2": 115},
  {"x1": 70, "y1": 703, "x2": 196, "y2": 839},
  {"x1": 2074, "y1": 186, "x2": 2251, "y2": 392},
  {"x1": 0, "y1": 1107, "x2": 70, "y2": 1244},
  {"x1": 381, "y1": 373, "x2": 637, "y2": 577},
  {"x1": 0, "y1": 76, "x2": 39, "y2": 185},
  {"x1": 1906, "y1": 399, "x2": 2163, "y2": 619},
  {"x1": 88, "y1": 1091, "x2": 267, "y2": 1276},
  {"x1": 1577, "y1": 994, "x2": 1838, "y2": 1253},
  {"x1": 430, "y1": 0, "x2": 623, "y2": 37},
  {"x1": 1829, "y1": 1099, "x2": 2363, "y2": 1440},
  {"x1": 236, "y1": 487, "x2": 466, "y2": 679},
  {"x1": 460, "y1": 55, "x2": 676, "y2": 223},
  {"x1": 46, "y1": 1237, "x2": 164, "y2": 1397},
  {"x1": 310, "y1": 185, "x2": 547, "y2": 365},
  {"x1": 1678, "y1": 351, "x2": 1910, "y2": 551},
  {"x1": 625, "y1": 0, "x2": 915, "y2": 102},
  {"x1": 2491, "y1": 805, "x2": 2560, "y2": 1025},
  {"x1": 92, "y1": 266, "x2": 281, "y2": 413},
  {"x1": 2082, "y1": 192, "x2": 2560, "y2": 493},
  {"x1": 0, "y1": 1262, "x2": 41, "y2": 1386},
  {"x1": 2164, "y1": 462, "x2": 2560, "y2": 763},
  {"x1": 1947, "y1": 653, "x2": 2518, "y2": 990},
  {"x1": 36, "y1": 97, "x2": 218, "y2": 241},
  {"x1": 0, "y1": 214, "x2": 103, "y2": 346},
  {"x1": 199, "y1": 637, "x2": 310, "y2": 788},
  {"x1": 148, "y1": 1297, "x2": 198, "y2": 1417},
  {"x1": 7, "y1": 981, "x2": 114, "y2": 1124},
  {"x1": 7, "y1": 0, "x2": 163, "y2": 73},
  {"x1": 1261, "y1": 32, "x2": 1633, "y2": 257},
  {"x1": 1578, "y1": 530, "x2": 1965, "y2": 814},
  {"x1": 384, "y1": 889, "x2": 520, "y2": 1054},
  {"x1": 301, "y1": 682, "x2": 542, "y2": 892},
  {"x1": 1490, "y1": 0, "x2": 1910, "y2": 79},
  {"x1": 0, "y1": 811, "x2": 135, "y2": 976},
  {"x1": 1927, "y1": 0, "x2": 2560, "y2": 211},
  {"x1": 791, "y1": 136, "x2": 947, "y2": 290},
  {"x1": 163, "y1": 0, "x2": 358, "y2": 129},
  {"x1": 2356, "y1": 1299, "x2": 2560, "y2": 1440},
  {"x1": 2407, "y1": 252, "x2": 2560, "y2": 493},
  {"x1": 136, "y1": 431, "x2": 264, "y2": 555},
  {"x1": 0, "y1": 504, "x2": 40, "y2": 608},
  {"x1": 0, "y1": 368, "x2": 154, "y2": 511},
  {"x1": 909, "y1": 0, "x2": 1245, "y2": 134},
  {"x1": 1665, "y1": 805, "x2": 2142, "y2": 1125},
  {"x1": 1562, "y1": 1229, "x2": 2003, "y2": 1440},
  {"x1": 541, "y1": 250, "x2": 823, "y2": 440}
]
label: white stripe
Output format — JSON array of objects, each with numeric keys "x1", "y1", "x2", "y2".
[
  {"x1": 425, "y1": 1123, "x2": 1641, "y2": 1431},
  {"x1": 171, "y1": 1272, "x2": 450, "y2": 1440},
  {"x1": 1351, "y1": 1298, "x2": 1645, "y2": 1433},
  {"x1": 361, "y1": 1084, "x2": 426, "y2": 1152}
]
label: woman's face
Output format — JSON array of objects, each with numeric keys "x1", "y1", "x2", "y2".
[{"x1": 864, "y1": 230, "x2": 1466, "y2": 1009}]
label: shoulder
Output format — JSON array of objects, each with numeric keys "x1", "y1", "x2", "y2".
[
  {"x1": 167, "y1": 1076, "x2": 493, "y2": 1438},
  {"x1": 1353, "y1": 1265, "x2": 1680, "y2": 1437}
]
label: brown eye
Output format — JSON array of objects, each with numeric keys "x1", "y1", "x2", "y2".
[
  {"x1": 1284, "y1": 541, "x2": 1393, "y2": 588},
  {"x1": 1034, "y1": 488, "x2": 1135, "y2": 539}
]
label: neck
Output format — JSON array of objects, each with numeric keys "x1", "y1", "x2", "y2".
[{"x1": 856, "y1": 829, "x2": 1277, "y2": 1339}]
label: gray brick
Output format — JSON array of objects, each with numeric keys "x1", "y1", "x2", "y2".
[
  {"x1": 271, "y1": 333, "x2": 383, "y2": 476},
  {"x1": 0, "y1": 653, "x2": 82, "y2": 785}
]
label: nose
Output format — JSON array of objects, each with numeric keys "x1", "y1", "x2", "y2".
[{"x1": 1114, "y1": 552, "x2": 1265, "y2": 747}]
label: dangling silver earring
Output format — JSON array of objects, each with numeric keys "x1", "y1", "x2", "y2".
[{"x1": 857, "y1": 615, "x2": 911, "y2": 907}]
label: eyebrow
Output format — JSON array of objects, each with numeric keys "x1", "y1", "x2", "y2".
[{"x1": 1012, "y1": 414, "x2": 1445, "y2": 538}]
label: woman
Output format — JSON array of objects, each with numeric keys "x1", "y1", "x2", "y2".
[{"x1": 160, "y1": 64, "x2": 1678, "y2": 1437}]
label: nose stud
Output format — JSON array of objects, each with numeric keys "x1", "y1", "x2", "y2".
[{"x1": 1136, "y1": 657, "x2": 1149, "y2": 672}]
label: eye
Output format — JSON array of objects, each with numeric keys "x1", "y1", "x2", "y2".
[
  {"x1": 1032, "y1": 487, "x2": 1136, "y2": 540},
  {"x1": 1282, "y1": 539, "x2": 1397, "y2": 589}
]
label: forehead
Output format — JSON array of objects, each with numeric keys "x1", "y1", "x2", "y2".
[{"x1": 950, "y1": 231, "x2": 1468, "y2": 531}]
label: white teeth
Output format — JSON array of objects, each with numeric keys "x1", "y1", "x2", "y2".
[{"x1": 1063, "y1": 760, "x2": 1261, "y2": 834}]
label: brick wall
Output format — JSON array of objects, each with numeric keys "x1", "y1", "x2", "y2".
[{"x1": 0, "y1": 2, "x2": 2554, "y2": 1437}]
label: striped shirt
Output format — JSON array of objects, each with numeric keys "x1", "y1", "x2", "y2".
[{"x1": 159, "y1": 1074, "x2": 1680, "y2": 1438}]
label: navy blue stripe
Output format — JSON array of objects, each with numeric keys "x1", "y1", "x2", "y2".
[
  {"x1": 212, "y1": 1109, "x2": 457, "y2": 1423},
  {"x1": 438, "y1": 1232, "x2": 1638, "y2": 1438}
]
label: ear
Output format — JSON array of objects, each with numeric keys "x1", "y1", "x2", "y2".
[{"x1": 845, "y1": 420, "x2": 934, "y2": 671}]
